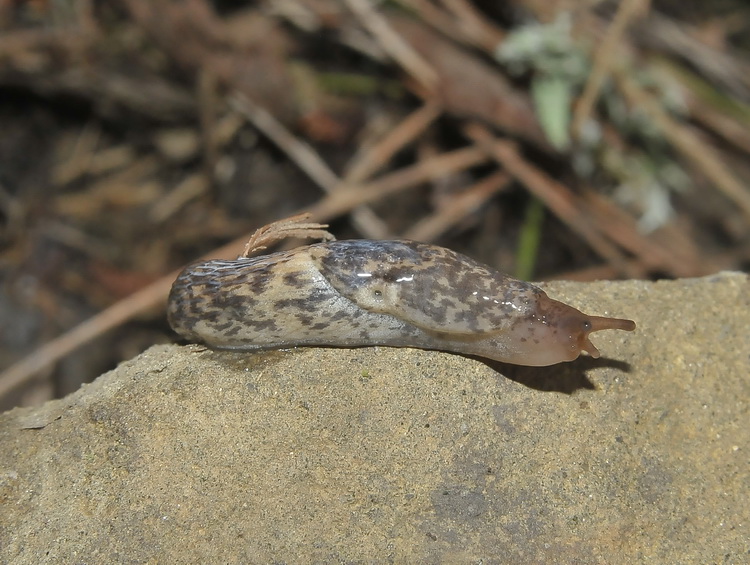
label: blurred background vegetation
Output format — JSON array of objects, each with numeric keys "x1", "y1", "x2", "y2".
[{"x1": 2, "y1": 0, "x2": 749, "y2": 407}]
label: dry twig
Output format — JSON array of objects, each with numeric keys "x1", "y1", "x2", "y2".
[
  {"x1": 614, "y1": 67, "x2": 750, "y2": 223},
  {"x1": 308, "y1": 145, "x2": 489, "y2": 221},
  {"x1": 464, "y1": 122, "x2": 638, "y2": 277},
  {"x1": 343, "y1": 100, "x2": 443, "y2": 183},
  {"x1": 0, "y1": 276, "x2": 174, "y2": 400},
  {"x1": 230, "y1": 93, "x2": 339, "y2": 191},
  {"x1": 241, "y1": 213, "x2": 334, "y2": 257},
  {"x1": 402, "y1": 171, "x2": 510, "y2": 242},
  {"x1": 344, "y1": 0, "x2": 438, "y2": 90},
  {"x1": 573, "y1": 0, "x2": 651, "y2": 137}
]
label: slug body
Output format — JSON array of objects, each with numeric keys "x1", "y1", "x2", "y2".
[{"x1": 168, "y1": 240, "x2": 635, "y2": 366}]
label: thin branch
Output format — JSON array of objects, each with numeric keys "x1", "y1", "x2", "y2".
[
  {"x1": 583, "y1": 189, "x2": 701, "y2": 277},
  {"x1": 307, "y1": 144, "x2": 489, "y2": 220},
  {"x1": 402, "y1": 171, "x2": 510, "y2": 242},
  {"x1": 463, "y1": 122, "x2": 638, "y2": 277},
  {"x1": 344, "y1": 0, "x2": 438, "y2": 91},
  {"x1": 230, "y1": 92, "x2": 339, "y2": 191},
  {"x1": 438, "y1": 0, "x2": 506, "y2": 51},
  {"x1": 614, "y1": 67, "x2": 750, "y2": 223},
  {"x1": 241, "y1": 213, "x2": 334, "y2": 257},
  {"x1": 572, "y1": 0, "x2": 651, "y2": 137},
  {"x1": 342, "y1": 99, "x2": 443, "y2": 239},
  {"x1": 0, "y1": 275, "x2": 173, "y2": 401},
  {"x1": 343, "y1": 99, "x2": 443, "y2": 183},
  {"x1": 231, "y1": 92, "x2": 390, "y2": 238}
]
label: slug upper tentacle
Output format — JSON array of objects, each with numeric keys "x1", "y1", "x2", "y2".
[{"x1": 168, "y1": 217, "x2": 635, "y2": 367}]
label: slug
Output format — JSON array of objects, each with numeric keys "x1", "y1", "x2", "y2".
[{"x1": 168, "y1": 216, "x2": 635, "y2": 367}]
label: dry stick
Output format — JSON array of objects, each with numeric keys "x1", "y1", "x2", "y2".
[
  {"x1": 438, "y1": 0, "x2": 506, "y2": 50},
  {"x1": 53, "y1": 122, "x2": 101, "y2": 186},
  {"x1": 572, "y1": 0, "x2": 651, "y2": 137},
  {"x1": 0, "y1": 181, "x2": 24, "y2": 236},
  {"x1": 232, "y1": 92, "x2": 432, "y2": 239},
  {"x1": 344, "y1": 0, "x2": 438, "y2": 91},
  {"x1": 614, "y1": 68, "x2": 750, "y2": 223},
  {"x1": 197, "y1": 67, "x2": 221, "y2": 179},
  {"x1": 0, "y1": 275, "x2": 173, "y2": 401},
  {"x1": 654, "y1": 44, "x2": 750, "y2": 153},
  {"x1": 230, "y1": 93, "x2": 444, "y2": 239},
  {"x1": 149, "y1": 173, "x2": 209, "y2": 224},
  {"x1": 230, "y1": 92, "x2": 393, "y2": 238},
  {"x1": 241, "y1": 213, "x2": 334, "y2": 257},
  {"x1": 0, "y1": 206, "x2": 280, "y2": 400},
  {"x1": 343, "y1": 100, "x2": 443, "y2": 183},
  {"x1": 403, "y1": 171, "x2": 510, "y2": 242},
  {"x1": 229, "y1": 93, "x2": 339, "y2": 191},
  {"x1": 307, "y1": 144, "x2": 490, "y2": 221},
  {"x1": 0, "y1": 233, "x2": 231, "y2": 402},
  {"x1": 342, "y1": 100, "x2": 443, "y2": 238},
  {"x1": 0, "y1": 145, "x2": 488, "y2": 399},
  {"x1": 395, "y1": 0, "x2": 471, "y2": 49},
  {"x1": 685, "y1": 93, "x2": 750, "y2": 155},
  {"x1": 463, "y1": 122, "x2": 639, "y2": 278},
  {"x1": 583, "y1": 189, "x2": 701, "y2": 277}
]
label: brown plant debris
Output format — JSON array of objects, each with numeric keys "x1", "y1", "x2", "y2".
[{"x1": 1, "y1": 0, "x2": 750, "y2": 406}]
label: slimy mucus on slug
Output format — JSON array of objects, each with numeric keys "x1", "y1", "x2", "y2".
[{"x1": 167, "y1": 220, "x2": 635, "y2": 367}]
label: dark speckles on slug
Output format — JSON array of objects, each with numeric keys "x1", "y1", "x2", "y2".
[{"x1": 168, "y1": 234, "x2": 635, "y2": 367}]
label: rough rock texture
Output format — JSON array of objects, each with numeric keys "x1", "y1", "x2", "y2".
[{"x1": 1, "y1": 272, "x2": 748, "y2": 563}]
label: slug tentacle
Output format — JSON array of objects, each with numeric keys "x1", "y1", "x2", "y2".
[
  {"x1": 587, "y1": 315, "x2": 637, "y2": 333},
  {"x1": 168, "y1": 220, "x2": 636, "y2": 366}
]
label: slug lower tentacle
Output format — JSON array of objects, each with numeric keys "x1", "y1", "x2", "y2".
[{"x1": 168, "y1": 220, "x2": 635, "y2": 367}]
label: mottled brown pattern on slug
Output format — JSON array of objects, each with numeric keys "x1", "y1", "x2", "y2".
[
  {"x1": 168, "y1": 238, "x2": 635, "y2": 366},
  {"x1": 309, "y1": 240, "x2": 541, "y2": 334}
]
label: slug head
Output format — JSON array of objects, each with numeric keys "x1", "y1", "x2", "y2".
[{"x1": 504, "y1": 295, "x2": 636, "y2": 366}]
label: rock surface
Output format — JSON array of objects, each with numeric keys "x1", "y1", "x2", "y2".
[{"x1": 1, "y1": 272, "x2": 748, "y2": 563}]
